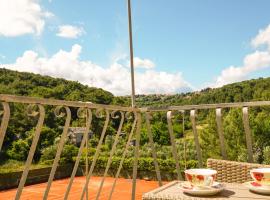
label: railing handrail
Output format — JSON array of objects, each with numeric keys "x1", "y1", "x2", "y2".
[
  {"x1": 142, "y1": 101, "x2": 270, "y2": 112},
  {"x1": 2, "y1": 94, "x2": 270, "y2": 112},
  {"x1": 0, "y1": 94, "x2": 138, "y2": 112}
]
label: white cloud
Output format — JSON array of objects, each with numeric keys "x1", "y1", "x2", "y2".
[
  {"x1": 212, "y1": 24, "x2": 270, "y2": 88},
  {"x1": 0, "y1": 44, "x2": 192, "y2": 95},
  {"x1": 134, "y1": 57, "x2": 155, "y2": 69},
  {"x1": 0, "y1": 0, "x2": 53, "y2": 37},
  {"x1": 251, "y1": 24, "x2": 270, "y2": 50},
  {"x1": 57, "y1": 25, "x2": 85, "y2": 39}
]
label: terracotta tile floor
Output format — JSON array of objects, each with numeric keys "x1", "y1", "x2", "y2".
[{"x1": 0, "y1": 176, "x2": 160, "y2": 200}]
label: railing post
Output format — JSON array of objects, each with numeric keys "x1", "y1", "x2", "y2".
[
  {"x1": 190, "y1": 110, "x2": 203, "y2": 167},
  {"x1": 242, "y1": 107, "x2": 254, "y2": 163},
  {"x1": 0, "y1": 102, "x2": 10, "y2": 151},
  {"x1": 80, "y1": 109, "x2": 110, "y2": 200},
  {"x1": 181, "y1": 110, "x2": 187, "y2": 170},
  {"x1": 16, "y1": 104, "x2": 45, "y2": 200},
  {"x1": 145, "y1": 112, "x2": 162, "y2": 186},
  {"x1": 64, "y1": 108, "x2": 92, "y2": 200},
  {"x1": 167, "y1": 111, "x2": 183, "y2": 180},
  {"x1": 85, "y1": 110, "x2": 89, "y2": 200},
  {"x1": 43, "y1": 106, "x2": 71, "y2": 200},
  {"x1": 108, "y1": 112, "x2": 137, "y2": 200},
  {"x1": 215, "y1": 108, "x2": 227, "y2": 159},
  {"x1": 131, "y1": 112, "x2": 141, "y2": 200},
  {"x1": 95, "y1": 111, "x2": 125, "y2": 200}
]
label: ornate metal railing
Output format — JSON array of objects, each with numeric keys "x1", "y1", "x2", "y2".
[{"x1": 1, "y1": 94, "x2": 270, "y2": 200}]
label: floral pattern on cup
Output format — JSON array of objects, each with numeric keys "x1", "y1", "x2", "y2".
[
  {"x1": 185, "y1": 169, "x2": 217, "y2": 187},
  {"x1": 252, "y1": 172, "x2": 264, "y2": 182},
  {"x1": 250, "y1": 168, "x2": 270, "y2": 187}
]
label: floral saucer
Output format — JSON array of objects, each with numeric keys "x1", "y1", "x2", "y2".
[
  {"x1": 244, "y1": 181, "x2": 270, "y2": 195},
  {"x1": 179, "y1": 181, "x2": 225, "y2": 196}
]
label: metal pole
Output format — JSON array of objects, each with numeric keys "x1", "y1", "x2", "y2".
[
  {"x1": 127, "y1": 0, "x2": 136, "y2": 107},
  {"x1": 85, "y1": 114, "x2": 89, "y2": 200}
]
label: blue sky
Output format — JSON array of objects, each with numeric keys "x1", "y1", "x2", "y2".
[{"x1": 1, "y1": 0, "x2": 270, "y2": 95}]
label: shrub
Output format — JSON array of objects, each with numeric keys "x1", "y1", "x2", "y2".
[
  {"x1": 60, "y1": 144, "x2": 79, "y2": 164},
  {"x1": 40, "y1": 145, "x2": 57, "y2": 162},
  {"x1": 40, "y1": 144, "x2": 79, "y2": 165},
  {"x1": 78, "y1": 156, "x2": 198, "y2": 173},
  {"x1": 7, "y1": 139, "x2": 29, "y2": 161}
]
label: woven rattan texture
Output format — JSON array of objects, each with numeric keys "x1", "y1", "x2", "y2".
[{"x1": 207, "y1": 158, "x2": 270, "y2": 183}]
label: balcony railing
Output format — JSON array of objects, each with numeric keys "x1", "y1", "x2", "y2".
[{"x1": 1, "y1": 94, "x2": 270, "y2": 200}]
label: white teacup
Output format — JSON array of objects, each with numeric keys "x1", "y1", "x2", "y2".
[
  {"x1": 250, "y1": 168, "x2": 270, "y2": 189},
  {"x1": 185, "y1": 168, "x2": 217, "y2": 188}
]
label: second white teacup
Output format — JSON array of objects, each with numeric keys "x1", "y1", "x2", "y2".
[{"x1": 250, "y1": 168, "x2": 270, "y2": 189}]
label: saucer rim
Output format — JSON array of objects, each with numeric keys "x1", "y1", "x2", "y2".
[
  {"x1": 179, "y1": 181, "x2": 224, "y2": 191},
  {"x1": 179, "y1": 181, "x2": 224, "y2": 196},
  {"x1": 244, "y1": 181, "x2": 270, "y2": 191},
  {"x1": 244, "y1": 181, "x2": 270, "y2": 195}
]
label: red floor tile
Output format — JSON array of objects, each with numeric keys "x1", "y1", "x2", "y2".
[{"x1": 0, "y1": 176, "x2": 160, "y2": 200}]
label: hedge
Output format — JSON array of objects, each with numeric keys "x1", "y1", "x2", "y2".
[{"x1": 78, "y1": 156, "x2": 198, "y2": 174}]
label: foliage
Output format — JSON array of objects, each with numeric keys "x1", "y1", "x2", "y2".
[
  {"x1": 0, "y1": 68, "x2": 114, "y2": 104},
  {"x1": 263, "y1": 146, "x2": 270, "y2": 164},
  {"x1": 200, "y1": 111, "x2": 221, "y2": 160},
  {"x1": 132, "y1": 77, "x2": 270, "y2": 107},
  {"x1": 40, "y1": 143, "x2": 79, "y2": 165},
  {"x1": 2, "y1": 68, "x2": 270, "y2": 175},
  {"x1": 6, "y1": 139, "x2": 29, "y2": 161},
  {"x1": 0, "y1": 68, "x2": 114, "y2": 163}
]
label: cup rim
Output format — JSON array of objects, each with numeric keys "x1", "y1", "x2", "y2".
[
  {"x1": 250, "y1": 168, "x2": 270, "y2": 173},
  {"x1": 185, "y1": 168, "x2": 217, "y2": 175}
]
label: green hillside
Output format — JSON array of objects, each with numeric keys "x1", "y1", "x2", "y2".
[
  {"x1": 133, "y1": 77, "x2": 270, "y2": 107},
  {"x1": 1, "y1": 68, "x2": 270, "y2": 107},
  {"x1": 0, "y1": 68, "x2": 114, "y2": 104}
]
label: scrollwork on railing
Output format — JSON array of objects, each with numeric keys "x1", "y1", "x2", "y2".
[
  {"x1": 125, "y1": 111, "x2": 135, "y2": 120},
  {"x1": 77, "y1": 107, "x2": 91, "y2": 120},
  {"x1": 111, "y1": 110, "x2": 124, "y2": 119},
  {"x1": 95, "y1": 108, "x2": 107, "y2": 118},
  {"x1": 54, "y1": 105, "x2": 67, "y2": 118},
  {"x1": 26, "y1": 104, "x2": 41, "y2": 117}
]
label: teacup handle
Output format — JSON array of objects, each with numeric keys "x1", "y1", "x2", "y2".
[{"x1": 205, "y1": 176, "x2": 213, "y2": 186}]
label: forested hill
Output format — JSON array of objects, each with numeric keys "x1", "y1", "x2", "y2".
[
  {"x1": 132, "y1": 77, "x2": 270, "y2": 107},
  {"x1": 1, "y1": 68, "x2": 270, "y2": 107},
  {"x1": 0, "y1": 68, "x2": 114, "y2": 105}
]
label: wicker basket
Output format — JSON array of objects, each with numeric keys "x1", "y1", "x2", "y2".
[{"x1": 207, "y1": 158, "x2": 270, "y2": 183}]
